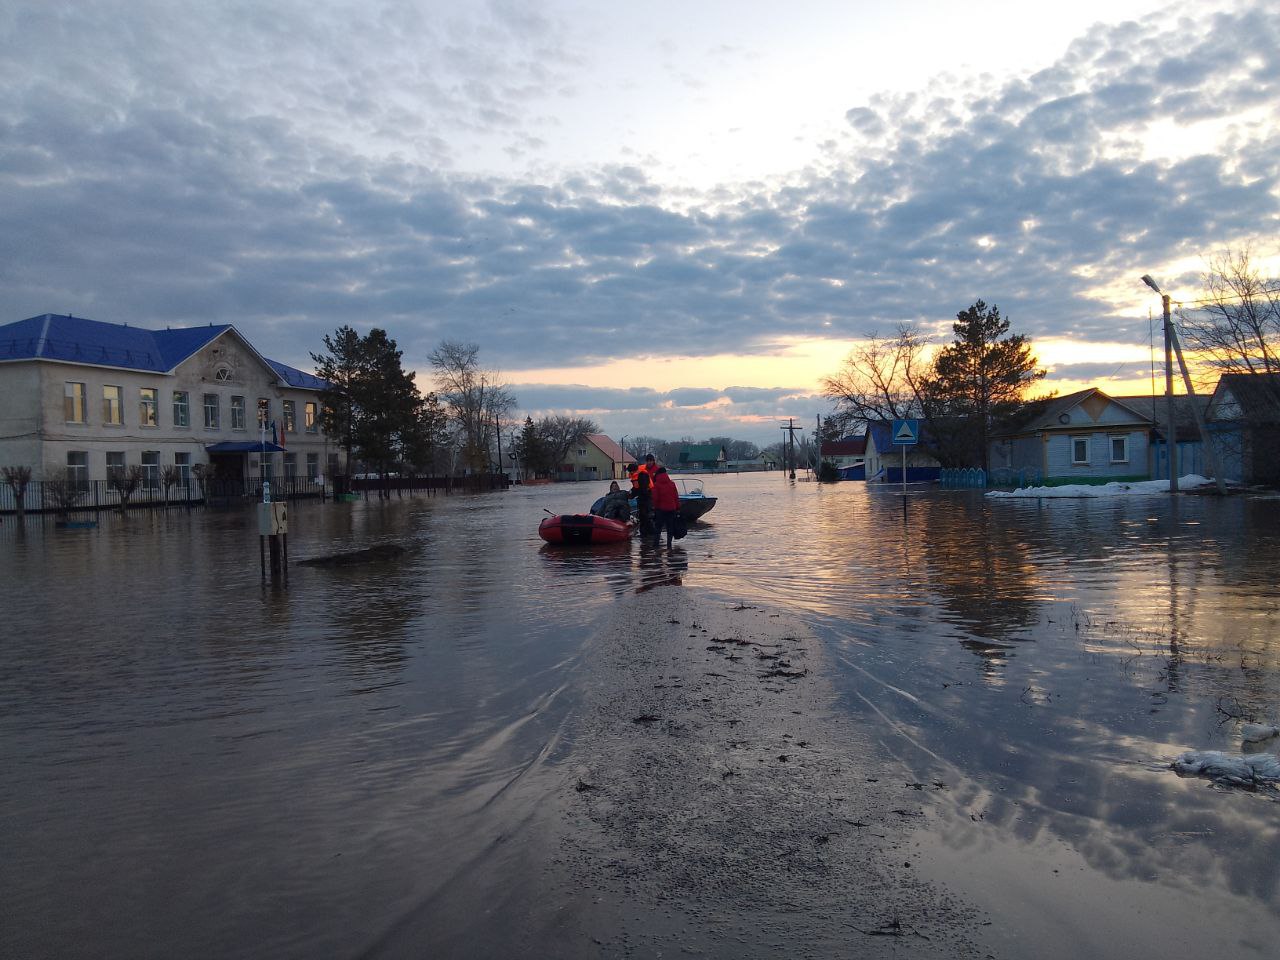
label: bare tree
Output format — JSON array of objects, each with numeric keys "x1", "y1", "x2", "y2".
[
  {"x1": 2, "y1": 465, "x2": 32, "y2": 518},
  {"x1": 110, "y1": 464, "x2": 145, "y2": 513},
  {"x1": 536, "y1": 415, "x2": 600, "y2": 474},
  {"x1": 820, "y1": 324, "x2": 932, "y2": 434},
  {"x1": 42, "y1": 465, "x2": 85, "y2": 518},
  {"x1": 428, "y1": 340, "x2": 515, "y2": 473},
  {"x1": 1180, "y1": 249, "x2": 1280, "y2": 382}
]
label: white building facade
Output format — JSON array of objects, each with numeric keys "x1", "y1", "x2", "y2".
[{"x1": 0, "y1": 314, "x2": 335, "y2": 494}]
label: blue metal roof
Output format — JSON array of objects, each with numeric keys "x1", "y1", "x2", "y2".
[{"x1": 0, "y1": 313, "x2": 328, "y2": 389}]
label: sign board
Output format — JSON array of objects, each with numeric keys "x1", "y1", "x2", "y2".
[
  {"x1": 891, "y1": 419, "x2": 920, "y2": 445},
  {"x1": 257, "y1": 501, "x2": 288, "y2": 536}
]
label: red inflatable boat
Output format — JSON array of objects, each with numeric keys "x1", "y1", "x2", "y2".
[{"x1": 538, "y1": 513, "x2": 632, "y2": 545}]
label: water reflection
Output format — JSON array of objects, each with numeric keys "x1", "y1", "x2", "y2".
[{"x1": 2, "y1": 474, "x2": 1279, "y2": 957}]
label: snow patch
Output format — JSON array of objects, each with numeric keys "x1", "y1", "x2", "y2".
[{"x1": 987, "y1": 475, "x2": 1214, "y2": 499}]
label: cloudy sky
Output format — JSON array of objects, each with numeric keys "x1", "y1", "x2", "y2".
[{"x1": 3, "y1": 0, "x2": 1278, "y2": 446}]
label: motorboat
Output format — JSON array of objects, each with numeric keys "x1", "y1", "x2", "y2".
[
  {"x1": 538, "y1": 513, "x2": 632, "y2": 545},
  {"x1": 676, "y1": 479, "x2": 716, "y2": 521}
]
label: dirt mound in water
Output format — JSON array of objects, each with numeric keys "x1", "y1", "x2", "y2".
[
  {"x1": 553, "y1": 589, "x2": 988, "y2": 958},
  {"x1": 298, "y1": 543, "x2": 406, "y2": 566}
]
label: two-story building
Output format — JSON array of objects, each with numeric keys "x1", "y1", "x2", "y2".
[{"x1": 0, "y1": 313, "x2": 332, "y2": 493}]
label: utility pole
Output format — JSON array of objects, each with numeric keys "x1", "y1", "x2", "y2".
[
  {"x1": 780, "y1": 419, "x2": 800, "y2": 480},
  {"x1": 1162, "y1": 292, "x2": 1179, "y2": 493}
]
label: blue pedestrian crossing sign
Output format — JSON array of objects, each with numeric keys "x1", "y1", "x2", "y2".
[{"x1": 891, "y1": 419, "x2": 919, "y2": 445}]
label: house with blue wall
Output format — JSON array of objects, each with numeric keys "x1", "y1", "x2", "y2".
[
  {"x1": 863, "y1": 420, "x2": 941, "y2": 483},
  {"x1": 989, "y1": 388, "x2": 1152, "y2": 486}
]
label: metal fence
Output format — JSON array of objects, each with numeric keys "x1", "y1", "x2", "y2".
[{"x1": 1, "y1": 471, "x2": 510, "y2": 514}]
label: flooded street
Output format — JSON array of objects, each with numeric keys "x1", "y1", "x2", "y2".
[{"x1": 2, "y1": 474, "x2": 1278, "y2": 958}]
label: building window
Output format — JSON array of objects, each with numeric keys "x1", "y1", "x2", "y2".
[
  {"x1": 257, "y1": 398, "x2": 270, "y2": 428},
  {"x1": 204, "y1": 393, "x2": 220, "y2": 429},
  {"x1": 305, "y1": 401, "x2": 318, "y2": 433},
  {"x1": 284, "y1": 452, "x2": 297, "y2": 478},
  {"x1": 328, "y1": 453, "x2": 340, "y2": 478},
  {"x1": 103, "y1": 385, "x2": 123, "y2": 425},
  {"x1": 175, "y1": 452, "x2": 192, "y2": 488},
  {"x1": 106, "y1": 451, "x2": 126, "y2": 485},
  {"x1": 66, "y1": 451, "x2": 89, "y2": 491},
  {"x1": 1072, "y1": 436, "x2": 1090, "y2": 465},
  {"x1": 64, "y1": 382, "x2": 87, "y2": 423},
  {"x1": 141, "y1": 451, "x2": 160, "y2": 490},
  {"x1": 139, "y1": 387, "x2": 158, "y2": 426},
  {"x1": 231, "y1": 396, "x2": 246, "y2": 430},
  {"x1": 306, "y1": 452, "x2": 319, "y2": 480},
  {"x1": 214, "y1": 365, "x2": 232, "y2": 382},
  {"x1": 173, "y1": 391, "x2": 190, "y2": 427},
  {"x1": 1109, "y1": 435, "x2": 1128, "y2": 464},
  {"x1": 283, "y1": 399, "x2": 296, "y2": 433}
]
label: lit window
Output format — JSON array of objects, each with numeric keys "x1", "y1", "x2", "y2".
[
  {"x1": 64, "y1": 382, "x2": 86, "y2": 423},
  {"x1": 1072, "y1": 437, "x2": 1090, "y2": 465},
  {"x1": 103, "y1": 385, "x2": 123, "y2": 425},
  {"x1": 257, "y1": 398, "x2": 270, "y2": 428},
  {"x1": 139, "y1": 388, "x2": 158, "y2": 426},
  {"x1": 173, "y1": 391, "x2": 190, "y2": 427},
  {"x1": 305, "y1": 401, "x2": 318, "y2": 433}
]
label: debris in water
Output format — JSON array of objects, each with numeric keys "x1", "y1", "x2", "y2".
[
  {"x1": 298, "y1": 543, "x2": 406, "y2": 566},
  {"x1": 1172, "y1": 750, "x2": 1280, "y2": 788},
  {"x1": 631, "y1": 714, "x2": 662, "y2": 725},
  {"x1": 1241, "y1": 723, "x2": 1280, "y2": 743}
]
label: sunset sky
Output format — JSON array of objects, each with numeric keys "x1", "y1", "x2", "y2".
[{"x1": 3, "y1": 0, "x2": 1279, "y2": 445}]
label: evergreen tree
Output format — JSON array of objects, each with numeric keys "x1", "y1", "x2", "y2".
[
  {"x1": 922, "y1": 301, "x2": 1044, "y2": 470},
  {"x1": 310, "y1": 326, "x2": 365, "y2": 472}
]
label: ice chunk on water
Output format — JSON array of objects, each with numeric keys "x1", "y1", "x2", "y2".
[
  {"x1": 1172, "y1": 750, "x2": 1280, "y2": 787},
  {"x1": 1241, "y1": 723, "x2": 1280, "y2": 743}
]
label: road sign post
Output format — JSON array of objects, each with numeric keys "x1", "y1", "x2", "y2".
[{"x1": 891, "y1": 419, "x2": 919, "y2": 497}]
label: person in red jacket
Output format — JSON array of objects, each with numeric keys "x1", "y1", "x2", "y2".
[{"x1": 650, "y1": 466, "x2": 680, "y2": 548}]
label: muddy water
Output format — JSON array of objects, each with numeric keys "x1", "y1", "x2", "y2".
[{"x1": 1, "y1": 475, "x2": 1277, "y2": 958}]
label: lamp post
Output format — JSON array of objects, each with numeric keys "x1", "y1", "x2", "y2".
[{"x1": 1142, "y1": 274, "x2": 1178, "y2": 493}]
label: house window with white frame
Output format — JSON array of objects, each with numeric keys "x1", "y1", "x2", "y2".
[
  {"x1": 306, "y1": 452, "x2": 319, "y2": 480},
  {"x1": 139, "y1": 387, "x2": 158, "y2": 426},
  {"x1": 284, "y1": 452, "x2": 297, "y2": 478},
  {"x1": 231, "y1": 396, "x2": 246, "y2": 430},
  {"x1": 283, "y1": 399, "x2": 296, "y2": 433},
  {"x1": 257, "y1": 398, "x2": 270, "y2": 428},
  {"x1": 1071, "y1": 436, "x2": 1090, "y2": 465},
  {"x1": 1109, "y1": 435, "x2": 1128, "y2": 464},
  {"x1": 103, "y1": 385, "x2": 123, "y2": 425},
  {"x1": 66, "y1": 451, "x2": 89, "y2": 491},
  {"x1": 204, "y1": 393, "x2": 220, "y2": 429},
  {"x1": 173, "y1": 391, "x2": 190, "y2": 427},
  {"x1": 64, "y1": 382, "x2": 86, "y2": 423},
  {"x1": 175, "y1": 452, "x2": 192, "y2": 488},
  {"x1": 141, "y1": 451, "x2": 160, "y2": 490},
  {"x1": 106, "y1": 451, "x2": 126, "y2": 485},
  {"x1": 305, "y1": 401, "x2": 318, "y2": 433}
]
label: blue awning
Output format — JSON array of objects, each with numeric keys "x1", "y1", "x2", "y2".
[{"x1": 205, "y1": 441, "x2": 286, "y2": 453}]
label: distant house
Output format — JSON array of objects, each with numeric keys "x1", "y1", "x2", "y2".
[
  {"x1": 677, "y1": 444, "x2": 727, "y2": 471},
  {"x1": 863, "y1": 421, "x2": 940, "y2": 483},
  {"x1": 1205, "y1": 373, "x2": 1280, "y2": 486},
  {"x1": 821, "y1": 435, "x2": 867, "y2": 480},
  {"x1": 989, "y1": 388, "x2": 1152, "y2": 486},
  {"x1": 558, "y1": 434, "x2": 633, "y2": 481},
  {"x1": 0, "y1": 313, "x2": 332, "y2": 495}
]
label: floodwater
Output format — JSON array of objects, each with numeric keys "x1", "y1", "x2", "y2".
[{"x1": 2, "y1": 474, "x2": 1278, "y2": 958}]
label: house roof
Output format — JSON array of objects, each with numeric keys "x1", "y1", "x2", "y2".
[
  {"x1": 678, "y1": 444, "x2": 726, "y2": 463},
  {"x1": 1209, "y1": 372, "x2": 1280, "y2": 421},
  {"x1": 821, "y1": 436, "x2": 867, "y2": 456},
  {"x1": 1112, "y1": 393, "x2": 1208, "y2": 431},
  {"x1": 585, "y1": 434, "x2": 630, "y2": 462},
  {"x1": 0, "y1": 313, "x2": 328, "y2": 390}
]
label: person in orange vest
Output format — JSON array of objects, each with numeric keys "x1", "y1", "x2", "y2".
[
  {"x1": 650, "y1": 465, "x2": 680, "y2": 548},
  {"x1": 632, "y1": 457, "x2": 654, "y2": 535}
]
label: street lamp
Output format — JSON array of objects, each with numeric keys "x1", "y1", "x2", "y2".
[{"x1": 1142, "y1": 274, "x2": 1178, "y2": 493}]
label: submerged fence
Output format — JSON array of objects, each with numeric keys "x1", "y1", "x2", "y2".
[
  {"x1": 939, "y1": 467, "x2": 1044, "y2": 489},
  {"x1": 0, "y1": 472, "x2": 509, "y2": 515}
]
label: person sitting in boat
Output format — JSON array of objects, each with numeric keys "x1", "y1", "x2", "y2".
[{"x1": 596, "y1": 481, "x2": 632, "y2": 522}]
